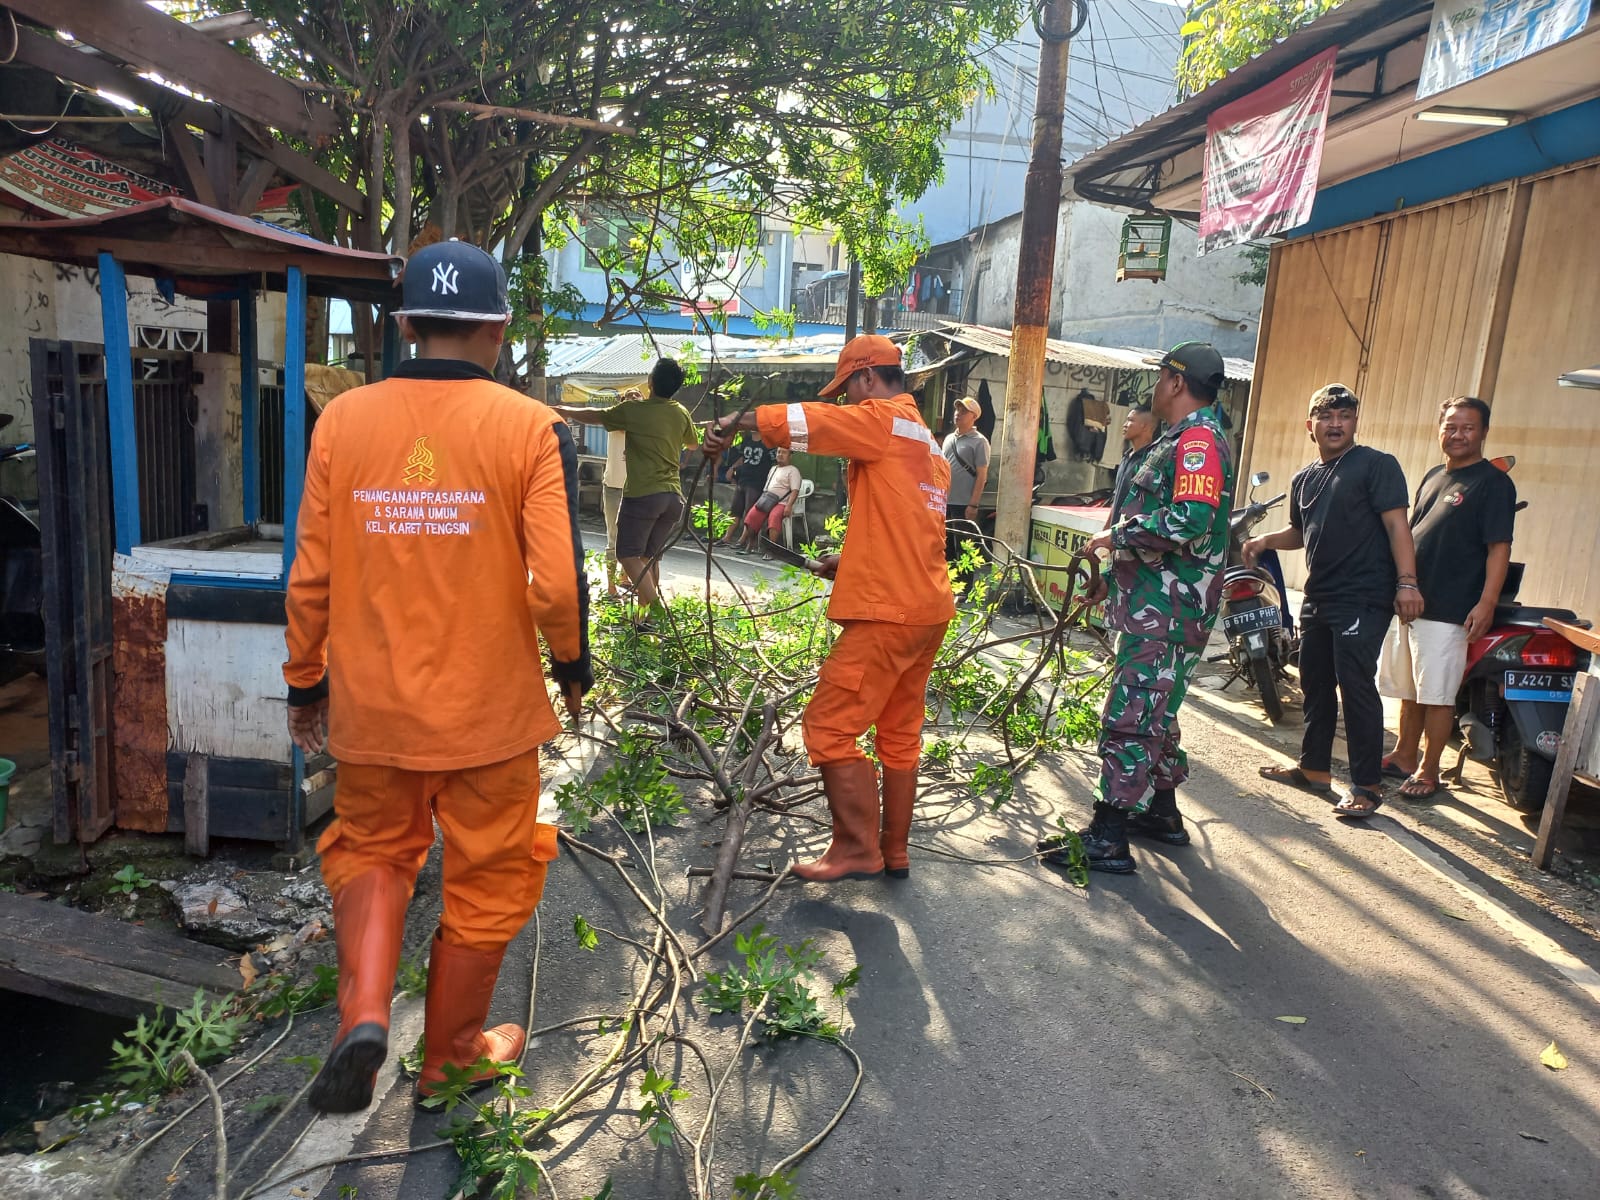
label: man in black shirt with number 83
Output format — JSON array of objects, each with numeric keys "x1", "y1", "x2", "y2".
[{"x1": 1244, "y1": 384, "x2": 1423, "y2": 819}]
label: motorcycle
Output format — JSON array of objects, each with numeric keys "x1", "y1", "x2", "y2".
[
  {"x1": 1215, "y1": 471, "x2": 1295, "y2": 723},
  {"x1": 0, "y1": 414, "x2": 44, "y2": 678},
  {"x1": 1451, "y1": 456, "x2": 1591, "y2": 810}
]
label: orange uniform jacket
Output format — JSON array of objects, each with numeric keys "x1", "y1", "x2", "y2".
[
  {"x1": 284, "y1": 360, "x2": 591, "y2": 771},
  {"x1": 757, "y1": 394, "x2": 956, "y2": 625}
]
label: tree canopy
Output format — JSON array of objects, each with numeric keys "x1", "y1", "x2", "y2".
[
  {"x1": 1175, "y1": 0, "x2": 1346, "y2": 97},
  {"x1": 207, "y1": 1, "x2": 1022, "y2": 359}
]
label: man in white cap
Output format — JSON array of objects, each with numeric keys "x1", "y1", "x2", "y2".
[{"x1": 942, "y1": 395, "x2": 991, "y2": 575}]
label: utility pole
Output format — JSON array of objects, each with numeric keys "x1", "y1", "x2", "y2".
[
  {"x1": 844, "y1": 259, "x2": 861, "y2": 339},
  {"x1": 993, "y1": 0, "x2": 1075, "y2": 563}
]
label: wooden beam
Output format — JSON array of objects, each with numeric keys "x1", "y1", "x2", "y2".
[
  {"x1": 5, "y1": 0, "x2": 337, "y2": 140},
  {"x1": 183, "y1": 752, "x2": 211, "y2": 857},
  {"x1": 1533, "y1": 672, "x2": 1597, "y2": 871},
  {"x1": 0, "y1": 891, "x2": 239, "y2": 1019},
  {"x1": 233, "y1": 156, "x2": 277, "y2": 216},
  {"x1": 0, "y1": 232, "x2": 395, "y2": 282},
  {"x1": 12, "y1": 26, "x2": 366, "y2": 216},
  {"x1": 204, "y1": 118, "x2": 240, "y2": 213},
  {"x1": 165, "y1": 122, "x2": 220, "y2": 209}
]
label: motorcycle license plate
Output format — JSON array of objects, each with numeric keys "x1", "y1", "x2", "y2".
[
  {"x1": 1503, "y1": 671, "x2": 1575, "y2": 702},
  {"x1": 1224, "y1": 606, "x2": 1280, "y2": 635}
]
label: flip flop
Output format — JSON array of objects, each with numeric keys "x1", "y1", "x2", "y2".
[
  {"x1": 1380, "y1": 757, "x2": 1412, "y2": 780},
  {"x1": 1397, "y1": 774, "x2": 1441, "y2": 800},
  {"x1": 1258, "y1": 765, "x2": 1334, "y2": 797},
  {"x1": 1333, "y1": 785, "x2": 1384, "y2": 820}
]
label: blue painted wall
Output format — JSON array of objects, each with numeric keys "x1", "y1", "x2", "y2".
[{"x1": 1289, "y1": 97, "x2": 1600, "y2": 240}]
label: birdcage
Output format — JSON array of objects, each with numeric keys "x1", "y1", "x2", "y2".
[{"x1": 1117, "y1": 215, "x2": 1171, "y2": 282}]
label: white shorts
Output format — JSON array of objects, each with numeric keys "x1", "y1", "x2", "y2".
[{"x1": 1378, "y1": 617, "x2": 1468, "y2": 706}]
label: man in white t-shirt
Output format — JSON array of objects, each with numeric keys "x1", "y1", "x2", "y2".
[{"x1": 942, "y1": 396, "x2": 990, "y2": 573}]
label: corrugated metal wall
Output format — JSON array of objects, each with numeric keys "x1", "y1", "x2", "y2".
[
  {"x1": 1242, "y1": 161, "x2": 1600, "y2": 616},
  {"x1": 1241, "y1": 221, "x2": 1377, "y2": 541},
  {"x1": 1480, "y1": 163, "x2": 1600, "y2": 615}
]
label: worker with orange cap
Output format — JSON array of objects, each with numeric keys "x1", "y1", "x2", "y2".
[
  {"x1": 703, "y1": 334, "x2": 955, "y2": 880},
  {"x1": 284, "y1": 239, "x2": 591, "y2": 1112}
]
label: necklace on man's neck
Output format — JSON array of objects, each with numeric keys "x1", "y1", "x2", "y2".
[{"x1": 1298, "y1": 445, "x2": 1352, "y2": 513}]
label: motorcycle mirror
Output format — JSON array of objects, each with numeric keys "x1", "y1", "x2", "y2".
[{"x1": 1250, "y1": 470, "x2": 1269, "y2": 487}]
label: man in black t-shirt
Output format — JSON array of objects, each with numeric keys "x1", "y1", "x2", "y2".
[
  {"x1": 1244, "y1": 384, "x2": 1423, "y2": 818},
  {"x1": 1378, "y1": 397, "x2": 1515, "y2": 799}
]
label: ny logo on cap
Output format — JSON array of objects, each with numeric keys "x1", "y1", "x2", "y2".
[{"x1": 431, "y1": 262, "x2": 460, "y2": 296}]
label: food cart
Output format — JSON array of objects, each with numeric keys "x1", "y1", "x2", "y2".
[{"x1": 1028, "y1": 503, "x2": 1107, "y2": 623}]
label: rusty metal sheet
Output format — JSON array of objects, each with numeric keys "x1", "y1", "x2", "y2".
[{"x1": 112, "y1": 569, "x2": 169, "y2": 832}]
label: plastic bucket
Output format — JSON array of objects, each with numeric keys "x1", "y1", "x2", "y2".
[{"x1": 0, "y1": 758, "x2": 14, "y2": 830}]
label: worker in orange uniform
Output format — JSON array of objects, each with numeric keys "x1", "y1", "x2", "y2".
[
  {"x1": 703, "y1": 335, "x2": 955, "y2": 881},
  {"x1": 283, "y1": 240, "x2": 591, "y2": 1113}
]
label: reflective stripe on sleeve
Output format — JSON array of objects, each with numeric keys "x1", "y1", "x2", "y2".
[
  {"x1": 891, "y1": 416, "x2": 938, "y2": 455},
  {"x1": 787, "y1": 403, "x2": 809, "y2": 453}
]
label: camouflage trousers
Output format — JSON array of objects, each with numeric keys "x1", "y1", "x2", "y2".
[{"x1": 1097, "y1": 634, "x2": 1205, "y2": 811}]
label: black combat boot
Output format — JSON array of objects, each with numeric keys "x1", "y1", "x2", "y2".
[
  {"x1": 1128, "y1": 787, "x2": 1191, "y2": 846},
  {"x1": 1079, "y1": 803, "x2": 1136, "y2": 873}
]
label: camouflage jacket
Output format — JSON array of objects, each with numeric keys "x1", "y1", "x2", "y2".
[{"x1": 1106, "y1": 406, "x2": 1235, "y2": 648}]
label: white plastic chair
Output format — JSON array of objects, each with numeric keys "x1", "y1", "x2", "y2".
[{"x1": 782, "y1": 478, "x2": 815, "y2": 549}]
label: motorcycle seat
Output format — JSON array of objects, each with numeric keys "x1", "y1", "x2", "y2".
[{"x1": 1493, "y1": 604, "x2": 1578, "y2": 626}]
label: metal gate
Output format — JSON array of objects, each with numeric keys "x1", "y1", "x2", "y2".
[
  {"x1": 131, "y1": 350, "x2": 200, "y2": 541},
  {"x1": 258, "y1": 367, "x2": 286, "y2": 524},
  {"x1": 30, "y1": 339, "x2": 115, "y2": 844}
]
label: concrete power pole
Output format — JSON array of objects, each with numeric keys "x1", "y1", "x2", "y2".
[{"x1": 993, "y1": 0, "x2": 1076, "y2": 563}]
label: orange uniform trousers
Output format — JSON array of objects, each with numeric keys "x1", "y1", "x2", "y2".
[
  {"x1": 318, "y1": 746, "x2": 558, "y2": 953},
  {"x1": 802, "y1": 620, "x2": 949, "y2": 770}
]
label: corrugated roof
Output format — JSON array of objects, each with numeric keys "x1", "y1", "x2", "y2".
[{"x1": 918, "y1": 323, "x2": 1253, "y2": 383}]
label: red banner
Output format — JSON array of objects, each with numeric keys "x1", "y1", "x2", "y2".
[
  {"x1": 0, "y1": 137, "x2": 177, "y2": 218},
  {"x1": 1199, "y1": 47, "x2": 1336, "y2": 256}
]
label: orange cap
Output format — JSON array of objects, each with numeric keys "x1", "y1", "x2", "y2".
[{"x1": 819, "y1": 334, "x2": 902, "y2": 398}]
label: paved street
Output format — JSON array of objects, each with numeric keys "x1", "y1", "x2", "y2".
[{"x1": 253, "y1": 535, "x2": 1595, "y2": 1200}]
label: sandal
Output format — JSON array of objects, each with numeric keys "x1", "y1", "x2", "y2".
[
  {"x1": 1380, "y1": 756, "x2": 1413, "y2": 780},
  {"x1": 1397, "y1": 774, "x2": 1441, "y2": 800},
  {"x1": 1258, "y1": 765, "x2": 1333, "y2": 797},
  {"x1": 1333, "y1": 785, "x2": 1384, "y2": 819}
]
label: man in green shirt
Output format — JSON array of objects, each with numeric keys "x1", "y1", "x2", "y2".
[{"x1": 557, "y1": 358, "x2": 698, "y2": 618}]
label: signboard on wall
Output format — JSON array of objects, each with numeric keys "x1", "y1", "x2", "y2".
[
  {"x1": 1418, "y1": 0, "x2": 1593, "y2": 99},
  {"x1": 679, "y1": 250, "x2": 743, "y2": 317},
  {"x1": 1199, "y1": 47, "x2": 1337, "y2": 256},
  {"x1": 0, "y1": 137, "x2": 176, "y2": 218}
]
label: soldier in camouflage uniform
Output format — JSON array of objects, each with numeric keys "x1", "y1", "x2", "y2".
[{"x1": 1041, "y1": 343, "x2": 1234, "y2": 874}]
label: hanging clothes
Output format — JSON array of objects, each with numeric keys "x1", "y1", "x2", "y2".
[
  {"x1": 1065, "y1": 389, "x2": 1105, "y2": 462},
  {"x1": 974, "y1": 379, "x2": 997, "y2": 440}
]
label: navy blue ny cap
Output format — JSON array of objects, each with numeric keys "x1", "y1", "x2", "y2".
[{"x1": 394, "y1": 239, "x2": 511, "y2": 321}]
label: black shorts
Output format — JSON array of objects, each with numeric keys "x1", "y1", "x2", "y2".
[
  {"x1": 728, "y1": 483, "x2": 763, "y2": 526},
  {"x1": 616, "y1": 492, "x2": 685, "y2": 559}
]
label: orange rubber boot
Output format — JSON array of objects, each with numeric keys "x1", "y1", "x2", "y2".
[
  {"x1": 414, "y1": 933, "x2": 526, "y2": 1105},
  {"x1": 308, "y1": 869, "x2": 410, "y2": 1113},
  {"x1": 791, "y1": 760, "x2": 885, "y2": 882},
  {"x1": 879, "y1": 766, "x2": 917, "y2": 880}
]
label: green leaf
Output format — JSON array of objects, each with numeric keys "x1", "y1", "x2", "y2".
[
  {"x1": 832, "y1": 965, "x2": 862, "y2": 997},
  {"x1": 1275, "y1": 1016, "x2": 1308, "y2": 1025},
  {"x1": 573, "y1": 914, "x2": 600, "y2": 951}
]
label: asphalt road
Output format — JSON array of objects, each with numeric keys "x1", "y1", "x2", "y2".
[{"x1": 248, "y1": 539, "x2": 1600, "y2": 1200}]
